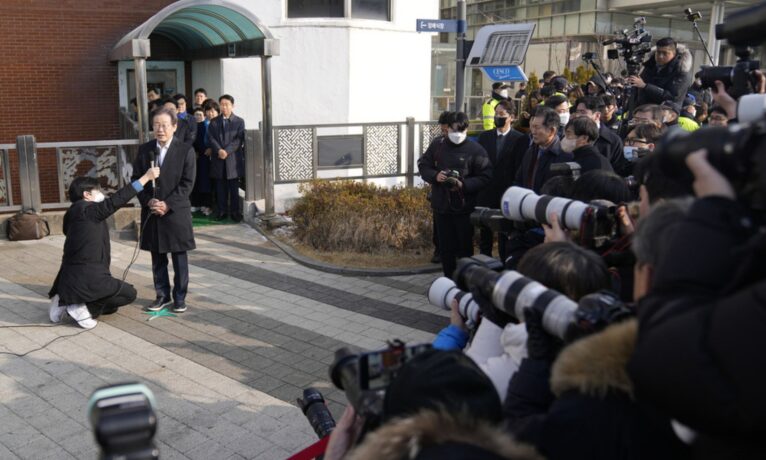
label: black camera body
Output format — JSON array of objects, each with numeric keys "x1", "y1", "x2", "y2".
[
  {"x1": 88, "y1": 383, "x2": 159, "y2": 460},
  {"x1": 330, "y1": 340, "x2": 432, "y2": 420},
  {"x1": 603, "y1": 17, "x2": 653, "y2": 77},
  {"x1": 443, "y1": 169, "x2": 462, "y2": 188},
  {"x1": 471, "y1": 207, "x2": 517, "y2": 234},
  {"x1": 696, "y1": 48, "x2": 760, "y2": 99}
]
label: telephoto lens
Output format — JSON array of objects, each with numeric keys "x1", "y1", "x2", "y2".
[
  {"x1": 427, "y1": 277, "x2": 481, "y2": 329},
  {"x1": 454, "y1": 258, "x2": 578, "y2": 339},
  {"x1": 501, "y1": 186, "x2": 592, "y2": 230},
  {"x1": 297, "y1": 388, "x2": 337, "y2": 439}
]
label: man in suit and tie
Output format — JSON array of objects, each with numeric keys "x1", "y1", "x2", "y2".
[
  {"x1": 476, "y1": 100, "x2": 527, "y2": 258},
  {"x1": 132, "y1": 108, "x2": 196, "y2": 313},
  {"x1": 207, "y1": 94, "x2": 245, "y2": 222},
  {"x1": 514, "y1": 106, "x2": 573, "y2": 193}
]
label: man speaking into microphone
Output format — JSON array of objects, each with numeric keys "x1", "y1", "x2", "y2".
[{"x1": 132, "y1": 107, "x2": 196, "y2": 313}]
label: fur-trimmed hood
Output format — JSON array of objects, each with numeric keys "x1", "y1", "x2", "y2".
[
  {"x1": 346, "y1": 410, "x2": 543, "y2": 460},
  {"x1": 644, "y1": 44, "x2": 693, "y2": 74},
  {"x1": 550, "y1": 318, "x2": 638, "y2": 399}
]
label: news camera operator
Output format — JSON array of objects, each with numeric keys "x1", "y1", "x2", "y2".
[
  {"x1": 418, "y1": 111, "x2": 492, "y2": 277},
  {"x1": 627, "y1": 37, "x2": 693, "y2": 107}
]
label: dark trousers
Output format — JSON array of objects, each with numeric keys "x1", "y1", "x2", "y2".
[
  {"x1": 435, "y1": 212, "x2": 474, "y2": 278},
  {"x1": 432, "y1": 211, "x2": 440, "y2": 255},
  {"x1": 151, "y1": 251, "x2": 189, "y2": 304},
  {"x1": 479, "y1": 228, "x2": 509, "y2": 261},
  {"x1": 216, "y1": 178, "x2": 240, "y2": 217},
  {"x1": 87, "y1": 282, "x2": 137, "y2": 318}
]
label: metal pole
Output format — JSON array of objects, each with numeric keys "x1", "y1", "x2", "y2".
[
  {"x1": 405, "y1": 117, "x2": 415, "y2": 188},
  {"x1": 708, "y1": 1, "x2": 725, "y2": 65},
  {"x1": 455, "y1": 0, "x2": 467, "y2": 113},
  {"x1": 134, "y1": 57, "x2": 149, "y2": 143},
  {"x1": 261, "y1": 56, "x2": 275, "y2": 215}
]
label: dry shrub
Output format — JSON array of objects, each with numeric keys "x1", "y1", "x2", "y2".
[{"x1": 289, "y1": 180, "x2": 432, "y2": 252}]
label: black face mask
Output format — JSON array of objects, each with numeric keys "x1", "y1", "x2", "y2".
[{"x1": 494, "y1": 116, "x2": 508, "y2": 129}]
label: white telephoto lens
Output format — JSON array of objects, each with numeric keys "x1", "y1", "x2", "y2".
[
  {"x1": 502, "y1": 187, "x2": 537, "y2": 221},
  {"x1": 428, "y1": 277, "x2": 458, "y2": 310}
]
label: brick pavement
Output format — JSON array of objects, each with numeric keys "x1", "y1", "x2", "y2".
[{"x1": 0, "y1": 224, "x2": 443, "y2": 459}]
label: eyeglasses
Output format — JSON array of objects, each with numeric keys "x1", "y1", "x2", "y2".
[
  {"x1": 626, "y1": 138, "x2": 649, "y2": 146},
  {"x1": 153, "y1": 123, "x2": 174, "y2": 131}
]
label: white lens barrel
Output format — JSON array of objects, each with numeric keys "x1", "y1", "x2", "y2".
[
  {"x1": 541, "y1": 296, "x2": 578, "y2": 339},
  {"x1": 502, "y1": 187, "x2": 537, "y2": 221},
  {"x1": 428, "y1": 277, "x2": 457, "y2": 310}
]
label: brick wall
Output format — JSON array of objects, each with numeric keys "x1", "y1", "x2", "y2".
[{"x1": 0, "y1": 0, "x2": 176, "y2": 204}]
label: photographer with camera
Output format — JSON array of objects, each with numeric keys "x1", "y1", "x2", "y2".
[
  {"x1": 626, "y1": 37, "x2": 693, "y2": 108},
  {"x1": 324, "y1": 348, "x2": 543, "y2": 460},
  {"x1": 500, "y1": 198, "x2": 696, "y2": 460},
  {"x1": 418, "y1": 112, "x2": 492, "y2": 277}
]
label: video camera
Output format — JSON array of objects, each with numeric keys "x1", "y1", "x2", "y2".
[
  {"x1": 696, "y1": 2, "x2": 766, "y2": 99},
  {"x1": 603, "y1": 17, "x2": 653, "y2": 77},
  {"x1": 658, "y1": 2, "x2": 766, "y2": 212},
  {"x1": 501, "y1": 186, "x2": 619, "y2": 248}
]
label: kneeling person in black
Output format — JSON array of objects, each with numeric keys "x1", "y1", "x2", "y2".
[
  {"x1": 418, "y1": 112, "x2": 492, "y2": 277},
  {"x1": 559, "y1": 117, "x2": 613, "y2": 175},
  {"x1": 48, "y1": 167, "x2": 160, "y2": 329}
]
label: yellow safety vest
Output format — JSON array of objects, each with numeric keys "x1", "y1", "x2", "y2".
[
  {"x1": 482, "y1": 98, "x2": 501, "y2": 130},
  {"x1": 678, "y1": 116, "x2": 700, "y2": 132}
]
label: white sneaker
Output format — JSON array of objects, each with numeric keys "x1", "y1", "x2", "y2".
[
  {"x1": 48, "y1": 295, "x2": 66, "y2": 323},
  {"x1": 66, "y1": 303, "x2": 97, "y2": 329},
  {"x1": 191, "y1": 206, "x2": 200, "y2": 212}
]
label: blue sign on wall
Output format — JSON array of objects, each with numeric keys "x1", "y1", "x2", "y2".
[
  {"x1": 482, "y1": 65, "x2": 527, "y2": 82},
  {"x1": 416, "y1": 19, "x2": 464, "y2": 33}
]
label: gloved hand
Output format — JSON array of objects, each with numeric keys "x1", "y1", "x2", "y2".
[
  {"x1": 565, "y1": 290, "x2": 634, "y2": 343},
  {"x1": 524, "y1": 306, "x2": 563, "y2": 362},
  {"x1": 470, "y1": 287, "x2": 515, "y2": 328}
]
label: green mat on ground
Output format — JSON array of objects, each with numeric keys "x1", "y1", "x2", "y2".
[{"x1": 192, "y1": 212, "x2": 237, "y2": 227}]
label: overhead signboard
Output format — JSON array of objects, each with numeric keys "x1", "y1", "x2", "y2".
[
  {"x1": 482, "y1": 65, "x2": 527, "y2": 82},
  {"x1": 416, "y1": 19, "x2": 465, "y2": 33},
  {"x1": 466, "y1": 23, "x2": 536, "y2": 68}
]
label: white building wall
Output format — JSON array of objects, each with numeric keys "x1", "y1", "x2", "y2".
[{"x1": 191, "y1": 60, "x2": 223, "y2": 101}]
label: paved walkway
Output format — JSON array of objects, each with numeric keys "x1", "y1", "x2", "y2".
[{"x1": 0, "y1": 224, "x2": 443, "y2": 459}]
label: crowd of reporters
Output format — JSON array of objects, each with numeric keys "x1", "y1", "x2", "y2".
[{"x1": 308, "y1": 25, "x2": 766, "y2": 460}]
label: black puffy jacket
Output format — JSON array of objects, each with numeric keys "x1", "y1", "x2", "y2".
[{"x1": 635, "y1": 45, "x2": 693, "y2": 106}]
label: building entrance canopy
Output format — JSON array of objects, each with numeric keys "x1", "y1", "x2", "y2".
[{"x1": 109, "y1": 0, "x2": 278, "y2": 213}]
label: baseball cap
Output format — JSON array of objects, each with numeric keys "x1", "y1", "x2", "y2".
[{"x1": 492, "y1": 82, "x2": 511, "y2": 90}]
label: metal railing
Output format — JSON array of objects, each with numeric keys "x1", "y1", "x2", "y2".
[{"x1": 4, "y1": 118, "x2": 442, "y2": 215}]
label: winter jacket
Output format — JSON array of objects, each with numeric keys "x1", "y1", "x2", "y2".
[
  {"x1": 513, "y1": 138, "x2": 573, "y2": 193},
  {"x1": 346, "y1": 410, "x2": 543, "y2": 460},
  {"x1": 628, "y1": 197, "x2": 765, "y2": 458},
  {"x1": 572, "y1": 144, "x2": 613, "y2": 175},
  {"x1": 635, "y1": 45, "x2": 693, "y2": 107},
  {"x1": 465, "y1": 320, "x2": 528, "y2": 402},
  {"x1": 595, "y1": 123, "x2": 631, "y2": 176},
  {"x1": 418, "y1": 137, "x2": 492, "y2": 214}
]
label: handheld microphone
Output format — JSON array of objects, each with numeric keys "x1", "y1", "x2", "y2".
[{"x1": 148, "y1": 149, "x2": 157, "y2": 197}]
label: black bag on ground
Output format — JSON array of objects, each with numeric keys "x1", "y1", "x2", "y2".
[{"x1": 7, "y1": 210, "x2": 50, "y2": 241}]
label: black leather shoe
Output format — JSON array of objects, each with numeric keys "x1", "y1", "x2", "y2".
[
  {"x1": 146, "y1": 297, "x2": 172, "y2": 312},
  {"x1": 215, "y1": 213, "x2": 227, "y2": 221},
  {"x1": 172, "y1": 302, "x2": 187, "y2": 313},
  {"x1": 231, "y1": 214, "x2": 243, "y2": 223}
]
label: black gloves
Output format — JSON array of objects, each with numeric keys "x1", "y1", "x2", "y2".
[
  {"x1": 524, "y1": 306, "x2": 563, "y2": 362},
  {"x1": 470, "y1": 287, "x2": 515, "y2": 329}
]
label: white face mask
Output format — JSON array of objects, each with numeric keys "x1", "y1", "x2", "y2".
[
  {"x1": 448, "y1": 131, "x2": 467, "y2": 145},
  {"x1": 499, "y1": 89, "x2": 509, "y2": 98},
  {"x1": 560, "y1": 137, "x2": 577, "y2": 153},
  {"x1": 623, "y1": 146, "x2": 638, "y2": 161},
  {"x1": 558, "y1": 112, "x2": 570, "y2": 126},
  {"x1": 91, "y1": 191, "x2": 105, "y2": 203}
]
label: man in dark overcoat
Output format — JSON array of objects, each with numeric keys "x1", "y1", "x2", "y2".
[
  {"x1": 207, "y1": 94, "x2": 245, "y2": 222},
  {"x1": 48, "y1": 167, "x2": 160, "y2": 329},
  {"x1": 132, "y1": 108, "x2": 196, "y2": 313}
]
